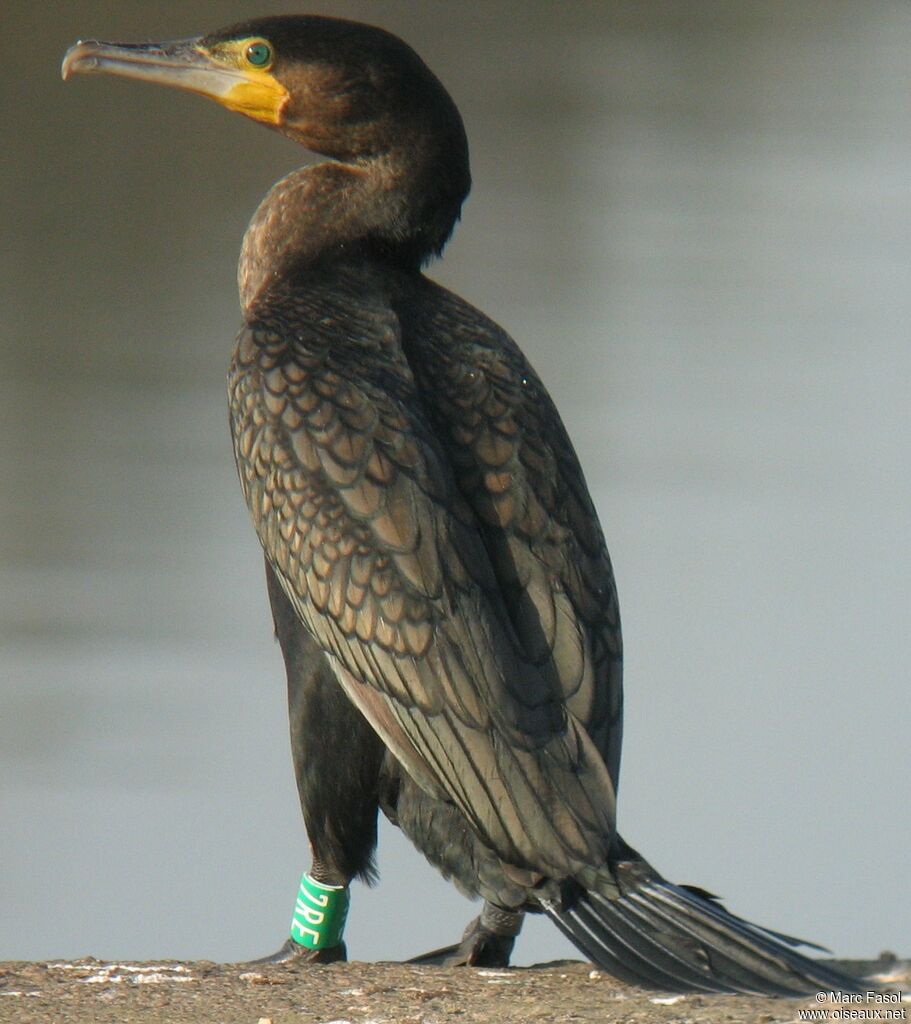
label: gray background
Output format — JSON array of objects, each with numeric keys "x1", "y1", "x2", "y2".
[{"x1": 1, "y1": 1, "x2": 908, "y2": 966}]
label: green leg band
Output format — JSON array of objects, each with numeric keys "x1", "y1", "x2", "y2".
[{"x1": 290, "y1": 873, "x2": 350, "y2": 949}]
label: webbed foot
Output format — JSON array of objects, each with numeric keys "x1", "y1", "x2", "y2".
[
  {"x1": 247, "y1": 938, "x2": 347, "y2": 965},
  {"x1": 409, "y1": 905, "x2": 523, "y2": 967}
]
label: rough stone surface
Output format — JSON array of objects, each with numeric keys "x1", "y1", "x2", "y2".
[{"x1": 0, "y1": 956, "x2": 907, "y2": 1024}]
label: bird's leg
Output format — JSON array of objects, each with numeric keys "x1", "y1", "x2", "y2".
[
  {"x1": 385, "y1": 770, "x2": 529, "y2": 968},
  {"x1": 409, "y1": 901, "x2": 525, "y2": 967},
  {"x1": 249, "y1": 561, "x2": 386, "y2": 966},
  {"x1": 451, "y1": 902, "x2": 525, "y2": 967},
  {"x1": 253, "y1": 855, "x2": 352, "y2": 965}
]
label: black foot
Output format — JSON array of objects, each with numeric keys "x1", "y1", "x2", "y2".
[
  {"x1": 247, "y1": 938, "x2": 347, "y2": 965},
  {"x1": 409, "y1": 914, "x2": 518, "y2": 967}
]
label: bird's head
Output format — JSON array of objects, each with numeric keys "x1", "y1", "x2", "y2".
[
  {"x1": 61, "y1": 16, "x2": 472, "y2": 272},
  {"x1": 63, "y1": 16, "x2": 466, "y2": 161},
  {"x1": 63, "y1": 17, "x2": 468, "y2": 262}
]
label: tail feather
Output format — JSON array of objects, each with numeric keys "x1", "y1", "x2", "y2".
[
  {"x1": 578, "y1": 892, "x2": 727, "y2": 992},
  {"x1": 678, "y1": 884, "x2": 830, "y2": 954},
  {"x1": 546, "y1": 873, "x2": 864, "y2": 995},
  {"x1": 550, "y1": 898, "x2": 656, "y2": 989},
  {"x1": 621, "y1": 886, "x2": 813, "y2": 994}
]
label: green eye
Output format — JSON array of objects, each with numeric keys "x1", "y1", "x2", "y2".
[{"x1": 245, "y1": 40, "x2": 273, "y2": 68}]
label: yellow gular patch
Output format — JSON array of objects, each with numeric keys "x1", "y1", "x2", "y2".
[{"x1": 221, "y1": 73, "x2": 289, "y2": 124}]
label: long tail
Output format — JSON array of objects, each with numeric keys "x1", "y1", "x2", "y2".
[{"x1": 545, "y1": 855, "x2": 865, "y2": 995}]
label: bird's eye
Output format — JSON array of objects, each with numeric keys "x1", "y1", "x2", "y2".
[{"x1": 244, "y1": 40, "x2": 273, "y2": 69}]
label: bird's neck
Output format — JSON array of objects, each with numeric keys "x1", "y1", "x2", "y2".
[{"x1": 238, "y1": 147, "x2": 468, "y2": 316}]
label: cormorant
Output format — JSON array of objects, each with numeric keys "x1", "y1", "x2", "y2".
[{"x1": 62, "y1": 16, "x2": 863, "y2": 994}]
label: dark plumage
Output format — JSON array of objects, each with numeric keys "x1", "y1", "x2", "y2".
[{"x1": 63, "y1": 15, "x2": 865, "y2": 993}]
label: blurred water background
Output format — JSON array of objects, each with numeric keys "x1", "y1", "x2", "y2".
[{"x1": 1, "y1": 1, "x2": 908, "y2": 965}]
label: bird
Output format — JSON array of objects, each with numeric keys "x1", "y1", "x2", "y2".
[{"x1": 62, "y1": 16, "x2": 865, "y2": 994}]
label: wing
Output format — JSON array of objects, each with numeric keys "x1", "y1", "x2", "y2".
[
  {"x1": 230, "y1": 265, "x2": 616, "y2": 878},
  {"x1": 395, "y1": 278, "x2": 623, "y2": 787}
]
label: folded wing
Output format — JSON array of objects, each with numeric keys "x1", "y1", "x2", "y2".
[{"x1": 229, "y1": 268, "x2": 616, "y2": 878}]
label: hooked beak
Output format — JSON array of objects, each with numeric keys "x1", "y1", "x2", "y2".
[{"x1": 61, "y1": 38, "x2": 288, "y2": 125}]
